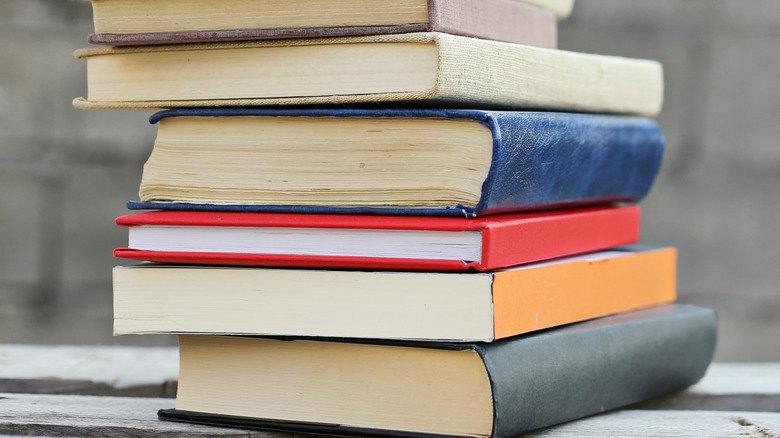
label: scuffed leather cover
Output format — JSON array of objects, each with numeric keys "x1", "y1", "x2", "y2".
[
  {"x1": 132, "y1": 109, "x2": 664, "y2": 217},
  {"x1": 476, "y1": 111, "x2": 664, "y2": 215},
  {"x1": 480, "y1": 304, "x2": 717, "y2": 436},
  {"x1": 156, "y1": 305, "x2": 716, "y2": 436}
]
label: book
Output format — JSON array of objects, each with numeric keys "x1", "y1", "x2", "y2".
[
  {"x1": 86, "y1": 0, "x2": 557, "y2": 49},
  {"x1": 128, "y1": 109, "x2": 664, "y2": 217},
  {"x1": 72, "y1": 32, "x2": 664, "y2": 116},
  {"x1": 114, "y1": 204, "x2": 639, "y2": 269},
  {"x1": 113, "y1": 206, "x2": 640, "y2": 272},
  {"x1": 157, "y1": 304, "x2": 717, "y2": 437},
  {"x1": 112, "y1": 246, "x2": 677, "y2": 341},
  {"x1": 522, "y1": 0, "x2": 574, "y2": 18}
]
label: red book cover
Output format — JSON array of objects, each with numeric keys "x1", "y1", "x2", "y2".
[{"x1": 114, "y1": 205, "x2": 640, "y2": 271}]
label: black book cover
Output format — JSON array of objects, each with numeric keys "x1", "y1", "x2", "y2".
[{"x1": 159, "y1": 304, "x2": 717, "y2": 437}]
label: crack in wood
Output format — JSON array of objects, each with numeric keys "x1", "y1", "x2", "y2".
[{"x1": 732, "y1": 416, "x2": 778, "y2": 438}]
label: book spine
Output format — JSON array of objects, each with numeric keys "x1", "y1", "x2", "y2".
[
  {"x1": 479, "y1": 205, "x2": 640, "y2": 270},
  {"x1": 475, "y1": 112, "x2": 664, "y2": 215},
  {"x1": 432, "y1": 33, "x2": 664, "y2": 117},
  {"x1": 519, "y1": 0, "x2": 575, "y2": 18},
  {"x1": 491, "y1": 247, "x2": 677, "y2": 337},
  {"x1": 429, "y1": 0, "x2": 557, "y2": 48},
  {"x1": 481, "y1": 304, "x2": 717, "y2": 436}
]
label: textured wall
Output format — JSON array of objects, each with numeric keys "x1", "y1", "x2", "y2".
[
  {"x1": 557, "y1": 1, "x2": 780, "y2": 361},
  {"x1": 0, "y1": 0, "x2": 778, "y2": 359}
]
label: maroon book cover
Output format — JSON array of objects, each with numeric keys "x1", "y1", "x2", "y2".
[{"x1": 88, "y1": 0, "x2": 557, "y2": 48}]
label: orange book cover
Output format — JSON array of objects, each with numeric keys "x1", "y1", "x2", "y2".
[
  {"x1": 491, "y1": 246, "x2": 677, "y2": 338},
  {"x1": 112, "y1": 246, "x2": 676, "y2": 341}
]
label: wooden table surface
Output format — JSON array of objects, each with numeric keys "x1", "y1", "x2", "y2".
[{"x1": 0, "y1": 345, "x2": 778, "y2": 437}]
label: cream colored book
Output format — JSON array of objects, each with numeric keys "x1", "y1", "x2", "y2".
[
  {"x1": 73, "y1": 32, "x2": 663, "y2": 116},
  {"x1": 520, "y1": 0, "x2": 574, "y2": 18},
  {"x1": 112, "y1": 248, "x2": 678, "y2": 341}
]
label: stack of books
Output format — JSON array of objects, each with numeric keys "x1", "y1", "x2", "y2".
[{"x1": 76, "y1": 0, "x2": 717, "y2": 436}]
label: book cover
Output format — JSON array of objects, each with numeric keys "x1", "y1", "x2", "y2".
[
  {"x1": 112, "y1": 247, "x2": 677, "y2": 341},
  {"x1": 73, "y1": 32, "x2": 664, "y2": 116},
  {"x1": 157, "y1": 304, "x2": 717, "y2": 437},
  {"x1": 129, "y1": 109, "x2": 664, "y2": 217},
  {"x1": 88, "y1": 0, "x2": 557, "y2": 49},
  {"x1": 521, "y1": 0, "x2": 574, "y2": 18},
  {"x1": 114, "y1": 205, "x2": 641, "y2": 271}
]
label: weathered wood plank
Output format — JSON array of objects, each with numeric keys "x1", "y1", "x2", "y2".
[
  {"x1": 1, "y1": 392, "x2": 780, "y2": 437},
  {"x1": 636, "y1": 393, "x2": 780, "y2": 413},
  {"x1": 0, "y1": 345, "x2": 178, "y2": 397},
  {"x1": 4, "y1": 348, "x2": 777, "y2": 394},
  {"x1": 689, "y1": 363, "x2": 780, "y2": 395},
  {"x1": 635, "y1": 363, "x2": 780, "y2": 412},
  {"x1": 0, "y1": 392, "x2": 265, "y2": 437},
  {"x1": 1, "y1": 344, "x2": 780, "y2": 409},
  {"x1": 0, "y1": 345, "x2": 178, "y2": 385},
  {"x1": 526, "y1": 409, "x2": 780, "y2": 437},
  {"x1": 4, "y1": 348, "x2": 777, "y2": 396}
]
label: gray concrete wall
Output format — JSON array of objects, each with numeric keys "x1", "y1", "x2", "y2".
[{"x1": 1, "y1": 0, "x2": 778, "y2": 360}]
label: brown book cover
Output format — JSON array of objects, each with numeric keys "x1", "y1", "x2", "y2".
[{"x1": 87, "y1": 0, "x2": 557, "y2": 48}]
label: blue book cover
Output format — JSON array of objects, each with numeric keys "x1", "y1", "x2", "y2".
[{"x1": 130, "y1": 109, "x2": 664, "y2": 217}]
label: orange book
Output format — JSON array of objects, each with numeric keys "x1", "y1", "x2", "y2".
[
  {"x1": 491, "y1": 246, "x2": 677, "y2": 338},
  {"x1": 113, "y1": 246, "x2": 676, "y2": 341}
]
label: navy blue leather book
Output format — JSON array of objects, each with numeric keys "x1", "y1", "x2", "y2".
[
  {"x1": 130, "y1": 109, "x2": 664, "y2": 217},
  {"x1": 157, "y1": 304, "x2": 717, "y2": 437}
]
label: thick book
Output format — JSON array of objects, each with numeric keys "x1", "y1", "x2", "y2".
[
  {"x1": 73, "y1": 32, "x2": 663, "y2": 116},
  {"x1": 114, "y1": 206, "x2": 641, "y2": 271},
  {"x1": 128, "y1": 109, "x2": 664, "y2": 217},
  {"x1": 87, "y1": 0, "x2": 557, "y2": 48},
  {"x1": 157, "y1": 304, "x2": 717, "y2": 437},
  {"x1": 112, "y1": 246, "x2": 677, "y2": 341}
]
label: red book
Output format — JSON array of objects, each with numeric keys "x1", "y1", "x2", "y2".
[{"x1": 114, "y1": 205, "x2": 640, "y2": 271}]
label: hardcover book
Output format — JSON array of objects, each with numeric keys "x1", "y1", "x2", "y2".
[
  {"x1": 73, "y1": 32, "x2": 663, "y2": 116},
  {"x1": 129, "y1": 109, "x2": 664, "y2": 217},
  {"x1": 158, "y1": 304, "x2": 717, "y2": 437},
  {"x1": 112, "y1": 246, "x2": 677, "y2": 341},
  {"x1": 114, "y1": 206, "x2": 641, "y2": 271},
  {"x1": 87, "y1": 0, "x2": 558, "y2": 48}
]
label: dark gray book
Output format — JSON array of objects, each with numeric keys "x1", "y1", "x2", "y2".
[{"x1": 158, "y1": 304, "x2": 717, "y2": 437}]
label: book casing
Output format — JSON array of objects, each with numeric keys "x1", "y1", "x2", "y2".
[
  {"x1": 113, "y1": 247, "x2": 677, "y2": 341},
  {"x1": 131, "y1": 109, "x2": 664, "y2": 217},
  {"x1": 114, "y1": 205, "x2": 641, "y2": 271},
  {"x1": 159, "y1": 305, "x2": 716, "y2": 437},
  {"x1": 88, "y1": 0, "x2": 558, "y2": 48},
  {"x1": 73, "y1": 32, "x2": 663, "y2": 116}
]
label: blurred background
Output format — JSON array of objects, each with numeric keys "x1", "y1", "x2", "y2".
[{"x1": 0, "y1": 0, "x2": 778, "y2": 360}]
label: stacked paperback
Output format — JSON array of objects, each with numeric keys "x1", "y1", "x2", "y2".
[{"x1": 77, "y1": 0, "x2": 717, "y2": 436}]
